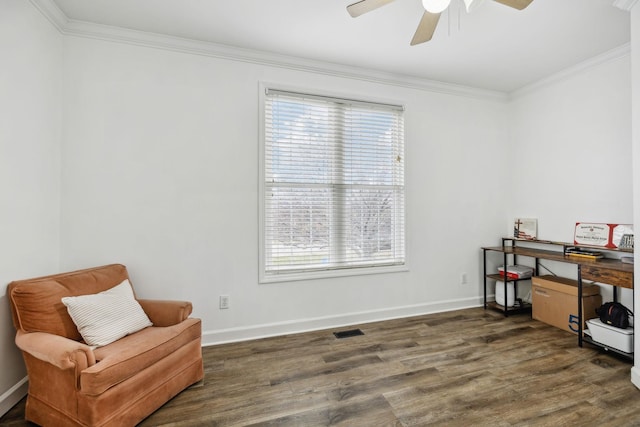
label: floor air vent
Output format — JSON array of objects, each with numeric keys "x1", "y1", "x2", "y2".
[{"x1": 333, "y1": 329, "x2": 364, "y2": 339}]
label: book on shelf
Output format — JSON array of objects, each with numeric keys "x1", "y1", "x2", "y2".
[
  {"x1": 497, "y1": 265, "x2": 534, "y2": 279},
  {"x1": 564, "y1": 247, "x2": 604, "y2": 259}
]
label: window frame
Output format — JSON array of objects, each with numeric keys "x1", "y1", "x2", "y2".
[{"x1": 258, "y1": 83, "x2": 408, "y2": 283}]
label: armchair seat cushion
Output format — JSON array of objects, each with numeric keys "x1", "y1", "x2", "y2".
[{"x1": 83, "y1": 317, "x2": 201, "y2": 396}]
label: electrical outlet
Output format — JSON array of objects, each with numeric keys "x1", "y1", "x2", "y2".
[
  {"x1": 219, "y1": 295, "x2": 230, "y2": 309},
  {"x1": 460, "y1": 272, "x2": 468, "y2": 285}
]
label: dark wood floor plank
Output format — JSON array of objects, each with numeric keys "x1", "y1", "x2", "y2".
[
  {"x1": 3, "y1": 307, "x2": 640, "y2": 426},
  {"x1": 245, "y1": 395, "x2": 401, "y2": 427}
]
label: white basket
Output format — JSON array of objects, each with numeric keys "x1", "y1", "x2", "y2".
[
  {"x1": 586, "y1": 318, "x2": 634, "y2": 353},
  {"x1": 495, "y1": 281, "x2": 515, "y2": 307}
]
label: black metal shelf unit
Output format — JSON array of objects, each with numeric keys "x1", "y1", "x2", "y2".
[
  {"x1": 482, "y1": 240, "x2": 534, "y2": 317},
  {"x1": 482, "y1": 237, "x2": 634, "y2": 359}
]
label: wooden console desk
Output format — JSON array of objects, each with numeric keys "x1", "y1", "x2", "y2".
[{"x1": 482, "y1": 238, "x2": 634, "y2": 358}]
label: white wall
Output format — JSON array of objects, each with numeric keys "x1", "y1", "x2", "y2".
[
  {"x1": 59, "y1": 36, "x2": 509, "y2": 344},
  {"x1": 630, "y1": 2, "x2": 640, "y2": 389},
  {"x1": 0, "y1": 0, "x2": 62, "y2": 416},
  {"x1": 507, "y1": 52, "x2": 633, "y2": 305},
  {"x1": 509, "y1": 53, "x2": 632, "y2": 241}
]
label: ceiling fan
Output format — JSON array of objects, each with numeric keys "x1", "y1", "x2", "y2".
[{"x1": 347, "y1": 0, "x2": 533, "y2": 45}]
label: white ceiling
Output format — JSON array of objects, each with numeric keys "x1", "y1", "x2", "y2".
[{"x1": 50, "y1": 0, "x2": 631, "y2": 93}]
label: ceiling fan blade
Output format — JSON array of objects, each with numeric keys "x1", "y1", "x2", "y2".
[
  {"x1": 347, "y1": 0, "x2": 396, "y2": 17},
  {"x1": 410, "y1": 12, "x2": 440, "y2": 46},
  {"x1": 492, "y1": 0, "x2": 533, "y2": 10}
]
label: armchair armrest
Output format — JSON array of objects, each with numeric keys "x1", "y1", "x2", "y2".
[
  {"x1": 15, "y1": 330, "x2": 96, "y2": 371},
  {"x1": 137, "y1": 299, "x2": 193, "y2": 327}
]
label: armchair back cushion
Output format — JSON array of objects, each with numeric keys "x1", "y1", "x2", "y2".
[{"x1": 10, "y1": 264, "x2": 129, "y2": 340}]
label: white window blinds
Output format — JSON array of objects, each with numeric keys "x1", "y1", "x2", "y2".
[{"x1": 263, "y1": 88, "x2": 405, "y2": 278}]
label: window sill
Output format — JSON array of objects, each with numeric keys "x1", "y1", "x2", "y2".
[{"x1": 259, "y1": 263, "x2": 409, "y2": 284}]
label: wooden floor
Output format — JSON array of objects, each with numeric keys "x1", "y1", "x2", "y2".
[{"x1": 3, "y1": 307, "x2": 640, "y2": 426}]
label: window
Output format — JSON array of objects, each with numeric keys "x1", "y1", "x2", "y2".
[{"x1": 261, "y1": 88, "x2": 405, "y2": 281}]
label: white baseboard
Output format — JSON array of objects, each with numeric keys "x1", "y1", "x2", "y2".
[
  {"x1": 631, "y1": 366, "x2": 640, "y2": 390},
  {"x1": 0, "y1": 376, "x2": 28, "y2": 418},
  {"x1": 202, "y1": 296, "x2": 483, "y2": 346}
]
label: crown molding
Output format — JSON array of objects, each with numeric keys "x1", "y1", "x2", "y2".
[
  {"x1": 29, "y1": 0, "x2": 68, "y2": 32},
  {"x1": 509, "y1": 42, "x2": 631, "y2": 100},
  {"x1": 25, "y1": 0, "x2": 639, "y2": 103},
  {"x1": 30, "y1": 0, "x2": 508, "y2": 103},
  {"x1": 613, "y1": 0, "x2": 639, "y2": 11}
]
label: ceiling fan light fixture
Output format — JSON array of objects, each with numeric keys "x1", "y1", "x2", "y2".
[
  {"x1": 463, "y1": 0, "x2": 485, "y2": 12},
  {"x1": 421, "y1": 0, "x2": 451, "y2": 14}
]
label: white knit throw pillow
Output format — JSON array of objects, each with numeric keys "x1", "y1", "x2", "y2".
[{"x1": 62, "y1": 279, "x2": 152, "y2": 347}]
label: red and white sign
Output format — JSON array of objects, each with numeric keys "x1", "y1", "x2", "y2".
[{"x1": 574, "y1": 223, "x2": 633, "y2": 248}]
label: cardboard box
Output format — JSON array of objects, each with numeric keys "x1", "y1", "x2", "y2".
[
  {"x1": 532, "y1": 275, "x2": 602, "y2": 334},
  {"x1": 585, "y1": 318, "x2": 634, "y2": 353}
]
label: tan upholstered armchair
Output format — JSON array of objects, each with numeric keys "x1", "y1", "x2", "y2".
[{"x1": 8, "y1": 264, "x2": 204, "y2": 427}]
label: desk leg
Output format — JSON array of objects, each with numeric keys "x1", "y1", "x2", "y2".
[
  {"x1": 483, "y1": 249, "x2": 487, "y2": 309},
  {"x1": 503, "y1": 252, "x2": 509, "y2": 317},
  {"x1": 578, "y1": 264, "x2": 583, "y2": 348}
]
